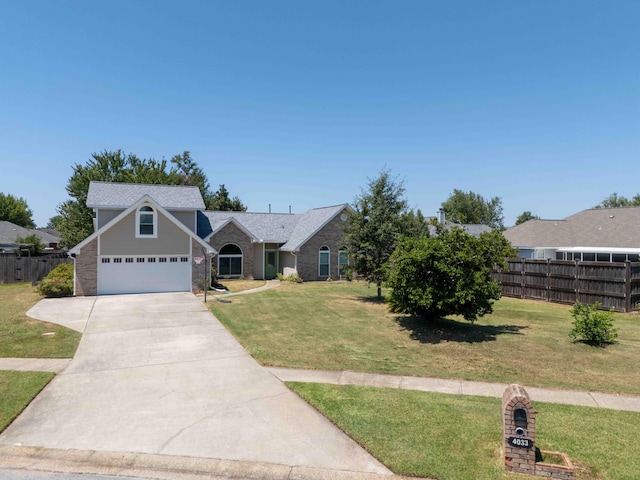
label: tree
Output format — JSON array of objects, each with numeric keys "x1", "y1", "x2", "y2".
[
  {"x1": 594, "y1": 192, "x2": 640, "y2": 209},
  {"x1": 56, "y1": 150, "x2": 245, "y2": 248},
  {"x1": 209, "y1": 184, "x2": 247, "y2": 211},
  {"x1": 15, "y1": 233, "x2": 44, "y2": 255},
  {"x1": 46, "y1": 215, "x2": 63, "y2": 230},
  {"x1": 387, "y1": 227, "x2": 515, "y2": 323},
  {"x1": 0, "y1": 193, "x2": 35, "y2": 228},
  {"x1": 343, "y1": 169, "x2": 409, "y2": 299},
  {"x1": 440, "y1": 189, "x2": 505, "y2": 230},
  {"x1": 515, "y1": 211, "x2": 539, "y2": 225}
]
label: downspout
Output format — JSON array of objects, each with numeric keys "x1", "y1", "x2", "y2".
[
  {"x1": 262, "y1": 241, "x2": 265, "y2": 280},
  {"x1": 69, "y1": 252, "x2": 77, "y2": 296}
]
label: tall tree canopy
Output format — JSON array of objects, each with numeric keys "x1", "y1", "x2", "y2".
[
  {"x1": 56, "y1": 150, "x2": 244, "y2": 247},
  {"x1": 515, "y1": 211, "x2": 540, "y2": 225},
  {"x1": 594, "y1": 192, "x2": 640, "y2": 209},
  {"x1": 342, "y1": 169, "x2": 411, "y2": 299},
  {"x1": 0, "y1": 193, "x2": 35, "y2": 228},
  {"x1": 387, "y1": 227, "x2": 516, "y2": 323},
  {"x1": 440, "y1": 189, "x2": 505, "y2": 230}
]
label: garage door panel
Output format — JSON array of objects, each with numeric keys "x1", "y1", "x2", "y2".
[{"x1": 98, "y1": 257, "x2": 191, "y2": 295}]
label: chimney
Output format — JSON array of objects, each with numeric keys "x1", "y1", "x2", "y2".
[{"x1": 437, "y1": 209, "x2": 445, "y2": 224}]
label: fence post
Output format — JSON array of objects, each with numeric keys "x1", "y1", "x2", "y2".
[
  {"x1": 520, "y1": 258, "x2": 525, "y2": 299},
  {"x1": 625, "y1": 261, "x2": 631, "y2": 313},
  {"x1": 546, "y1": 259, "x2": 551, "y2": 303},
  {"x1": 575, "y1": 260, "x2": 579, "y2": 305}
]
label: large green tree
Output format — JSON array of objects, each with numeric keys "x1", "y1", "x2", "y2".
[
  {"x1": 56, "y1": 150, "x2": 244, "y2": 247},
  {"x1": 594, "y1": 192, "x2": 640, "y2": 209},
  {"x1": 387, "y1": 226, "x2": 515, "y2": 323},
  {"x1": 515, "y1": 211, "x2": 539, "y2": 225},
  {"x1": 208, "y1": 184, "x2": 247, "y2": 211},
  {"x1": 342, "y1": 169, "x2": 410, "y2": 299},
  {"x1": 0, "y1": 193, "x2": 35, "y2": 228},
  {"x1": 440, "y1": 189, "x2": 505, "y2": 230}
]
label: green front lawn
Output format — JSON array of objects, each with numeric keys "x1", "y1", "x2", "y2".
[
  {"x1": 290, "y1": 383, "x2": 639, "y2": 480},
  {"x1": 0, "y1": 283, "x2": 81, "y2": 358},
  {"x1": 0, "y1": 370, "x2": 53, "y2": 433},
  {"x1": 209, "y1": 281, "x2": 640, "y2": 394}
]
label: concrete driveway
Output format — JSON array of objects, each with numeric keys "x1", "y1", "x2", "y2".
[{"x1": 1, "y1": 293, "x2": 390, "y2": 475}]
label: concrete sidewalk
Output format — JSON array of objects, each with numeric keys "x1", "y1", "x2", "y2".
[{"x1": 267, "y1": 367, "x2": 640, "y2": 412}]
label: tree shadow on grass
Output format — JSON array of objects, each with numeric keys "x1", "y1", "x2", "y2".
[{"x1": 395, "y1": 315, "x2": 528, "y2": 344}]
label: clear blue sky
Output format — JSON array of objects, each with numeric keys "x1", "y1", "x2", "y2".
[{"x1": 1, "y1": 1, "x2": 638, "y2": 228}]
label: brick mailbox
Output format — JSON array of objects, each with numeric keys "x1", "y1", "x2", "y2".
[
  {"x1": 503, "y1": 384, "x2": 537, "y2": 474},
  {"x1": 503, "y1": 384, "x2": 575, "y2": 480}
]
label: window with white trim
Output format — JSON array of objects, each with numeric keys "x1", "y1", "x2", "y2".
[
  {"x1": 319, "y1": 246, "x2": 330, "y2": 277},
  {"x1": 136, "y1": 205, "x2": 157, "y2": 238},
  {"x1": 338, "y1": 249, "x2": 349, "y2": 276}
]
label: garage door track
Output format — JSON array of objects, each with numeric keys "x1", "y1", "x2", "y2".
[{"x1": 1, "y1": 293, "x2": 390, "y2": 475}]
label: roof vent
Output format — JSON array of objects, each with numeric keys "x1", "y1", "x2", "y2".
[{"x1": 609, "y1": 215, "x2": 615, "y2": 218}]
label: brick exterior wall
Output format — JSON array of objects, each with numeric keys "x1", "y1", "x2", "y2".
[
  {"x1": 295, "y1": 210, "x2": 347, "y2": 282},
  {"x1": 191, "y1": 238, "x2": 209, "y2": 293},
  {"x1": 208, "y1": 223, "x2": 255, "y2": 280},
  {"x1": 75, "y1": 237, "x2": 97, "y2": 296}
]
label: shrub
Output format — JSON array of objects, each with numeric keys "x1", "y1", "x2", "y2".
[
  {"x1": 277, "y1": 273, "x2": 303, "y2": 283},
  {"x1": 569, "y1": 301, "x2": 618, "y2": 346},
  {"x1": 37, "y1": 263, "x2": 74, "y2": 298}
]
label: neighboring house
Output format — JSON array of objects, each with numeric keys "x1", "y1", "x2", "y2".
[
  {"x1": 427, "y1": 210, "x2": 492, "y2": 237},
  {"x1": 0, "y1": 221, "x2": 61, "y2": 253},
  {"x1": 69, "y1": 182, "x2": 351, "y2": 295},
  {"x1": 503, "y1": 206, "x2": 640, "y2": 262}
]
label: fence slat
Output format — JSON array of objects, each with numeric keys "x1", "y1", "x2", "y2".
[
  {"x1": 496, "y1": 259, "x2": 639, "y2": 312},
  {"x1": 0, "y1": 255, "x2": 71, "y2": 286}
]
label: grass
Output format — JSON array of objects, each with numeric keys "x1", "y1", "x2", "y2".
[
  {"x1": 209, "y1": 281, "x2": 640, "y2": 395},
  {"x1": 0, "y1": 370, "x2": 54, "y2": 433},
  {"x1": 289, "y1": 382, "x2": 640, "y2": 480},
  {"x1": 0, "y1": 283, "x2": 81, "y2": 358},
  {"x1": 210, "y1": 279, "x2": 266, "y2": 294}
]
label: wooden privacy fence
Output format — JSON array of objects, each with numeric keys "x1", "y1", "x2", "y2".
[
  {"x1": 0, "y1": 255, "x2": 71, "y2": 286},
  {"x1": 493, "y1": 258, "x2": 640, "y2": 312}
]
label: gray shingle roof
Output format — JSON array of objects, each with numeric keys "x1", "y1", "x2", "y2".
[
  {"x1": 0, "y1": 221, "x2": 59, "y2": 245},
  {"x1": 281, "y1": 205, "x2": 347, "y2": 251},
  {"x1": 202, "y1": 204, "x2": 348, "y2": 250},
  {"x1": 504, "y1": 207, "x2": 640, "y2": 249},
  {"x1": 202, "y1": 211, "x2": 300, "y2": 243},
  {"x1": 87, "y1": 182, "x2": 205, "y2": 210}
]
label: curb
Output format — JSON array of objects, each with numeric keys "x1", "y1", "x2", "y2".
[{"x1": 0, "y1": 445, "x2": 419, "y2": 480}]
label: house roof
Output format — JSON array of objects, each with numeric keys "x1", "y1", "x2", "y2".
[
  {"x1": 201, "y1": 204, "x2": 348, "y2": 251},
  {"x1": 70, "y1": 194, "x2": 216, "y2": 255},
  {"x1": 281, "y1": 205, "x2": 347, "y2": 251},
  {"x1": 87, "y1": 181, "x2": 205, "y2": 210},
  {"x1": 0, "y1": 221, "x2": 60, "y2": 246},
  {"x1": 503, "y1": 207, "x2": 640, "y2": 249}
]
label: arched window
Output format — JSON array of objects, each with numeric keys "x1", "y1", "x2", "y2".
[
  {"x1": 218, "y1": 244, "x2": 243, "y2": 277},
  {"x1": 136, "y1": 205, "x2": 157, "y2": 238},
  {"x1": 318, "y1": 246, "x2": 330, "y2": 277}
]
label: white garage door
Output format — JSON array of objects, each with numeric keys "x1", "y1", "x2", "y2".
[{"x1": 98, "y1": 256, "x2": 191, "y2": 295}]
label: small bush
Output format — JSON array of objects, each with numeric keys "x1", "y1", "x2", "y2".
[
  {"x1": 37, "y1": 263, "x2": 74, "y2": 298},
  {"x1": 569, "y1": 301, "x2": 618, "y2": 347},
  {"x1": 277, "y1": 273, "x2": 303, "y2": 283}
]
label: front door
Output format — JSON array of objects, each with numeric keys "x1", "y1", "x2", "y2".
[{"x1": 264, "y1": 250, "x2": 278, "y2": 279}]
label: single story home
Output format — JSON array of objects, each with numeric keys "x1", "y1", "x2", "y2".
[
  {"x1": 503, "y1": 206, "x2": 640, "y2": 262},
  {"x1": 0, "y1": 221, "x2": 61, "y2": 254},
  {"x1": 69, "y1": 181, "x2": 350, "y2": 295}
]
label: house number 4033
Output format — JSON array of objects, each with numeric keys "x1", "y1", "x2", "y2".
[{"x1": 508, "y1": 437, "x2": 532, "y2": 449}]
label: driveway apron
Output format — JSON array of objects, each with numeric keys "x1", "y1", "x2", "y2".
[{"x1": 1, "y1": 293, "x2": 390, "y2": 475}]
